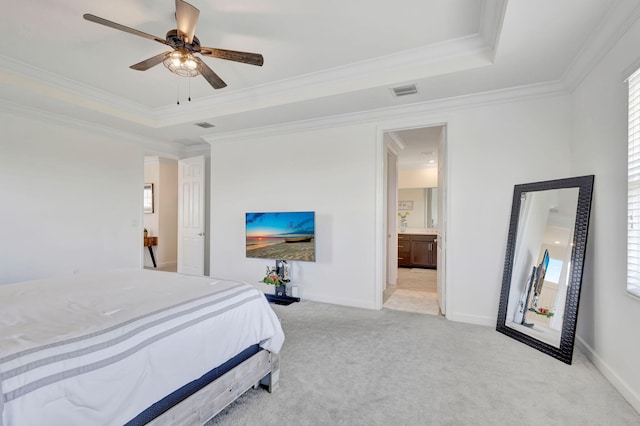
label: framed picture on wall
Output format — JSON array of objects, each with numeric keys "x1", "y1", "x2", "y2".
[
  {"x1": 398, "y1": 200, "x2": 413, "y2": 210},
  {"x1": 144, "y1": 183, "x2": 154, "y2": 214}
]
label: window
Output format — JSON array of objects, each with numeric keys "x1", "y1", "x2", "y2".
[
  {"x1": 628, "y1": 69, "x2": 640, "y2": 297},
  {"x1": 544, "y1": 258, "x2": 563, "y2": 284}
]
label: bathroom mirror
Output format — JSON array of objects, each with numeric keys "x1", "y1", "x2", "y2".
[
  {"x1": 496, "y1": 175, "x2": 594, "y2": 364},
  {"x1": 398, "y1": 187, "x2": 438, "y2": 228}
]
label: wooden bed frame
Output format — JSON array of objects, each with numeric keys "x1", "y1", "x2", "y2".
[{"x1": 148, "y1": 350, "x2": 280, "y2": 425}]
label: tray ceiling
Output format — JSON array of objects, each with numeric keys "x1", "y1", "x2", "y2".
[{"x1": 0, "y1": 0, "x2": 627, "y2": 152}]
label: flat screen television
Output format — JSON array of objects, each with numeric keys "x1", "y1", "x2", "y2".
[
  {"x1": 534, "y1": 249, "x2": 550, "y2": 295},
  {"x1": 245, "y1": 211, "x2": 315, "y2": 262}
]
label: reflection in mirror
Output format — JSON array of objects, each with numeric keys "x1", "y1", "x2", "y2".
[
  {"x1": 496, "y1": 176, "x2": 594, "y2": 364},
  {"x1": 398, "y1": 187, "x2": 438, "y2": 228},
  {"x1": 505, "y1": 187, "x2": 579, "y2": 348}
]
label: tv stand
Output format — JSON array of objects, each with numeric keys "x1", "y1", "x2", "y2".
[{"x1": 264, "y1": 294, "x2": 300, "y2": 306}]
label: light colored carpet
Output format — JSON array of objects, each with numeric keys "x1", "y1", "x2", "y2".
[
  {"x1": 383, "y1": 289, "x2": 440, "y2": 315},
  {"x1": 207, "y1": 301, "x2": 640, "y2": 426}
]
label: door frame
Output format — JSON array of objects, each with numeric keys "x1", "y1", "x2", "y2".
[
  {"x1": 385, "y1": 135, "x2": 403, "y2": 290},
  {"x1": 374, "y1": 118, "x2": 450, "y2": 317}
]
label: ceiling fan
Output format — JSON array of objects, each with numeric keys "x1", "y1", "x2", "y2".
[{"x1": 83, "y1": 0, "x2": 263, "y2": 90}]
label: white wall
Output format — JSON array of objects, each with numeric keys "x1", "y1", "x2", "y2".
[
  {"x1": 0, "y1": 113, "x2": 143, "y2": 284},
  {"x1": 399, "y1": 168, "x2": 437, "y2": 188},
  {"x1": 209, "y1": 94, "x2": 572, "y2": 313},
  {"x1": 210, "y1": 123, "x2": 378, "y2": 308},
  {"x1": 570, "y1": 13, "x2": 640, "y2": 413},
  {"x1": 444, "y1": 95, "x2": 572, "y2": 324}
]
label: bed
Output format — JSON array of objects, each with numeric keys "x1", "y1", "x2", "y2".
[{"x1": 0, "y1": 269, "x2": 284, "y2": 425}]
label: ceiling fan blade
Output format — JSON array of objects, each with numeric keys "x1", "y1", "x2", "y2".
[
  {"x1": 199, "y1": 47, "x2": 264, "y2": 66},
  {"x1": 175, "y1": 0, "x2": 200, "y2": 44},
  {"x1": 195, "y1": 58, "x2": 227, "y2": 89},
  {"x1": 83, "y1": 14, "x2": 169, "y2": 46},
  {"x1": 130, "y1": 52, "x2": 170, "y2": 71}
]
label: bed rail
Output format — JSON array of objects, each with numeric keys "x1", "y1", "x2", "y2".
[{"x1": 147, "y1": 350, "x2": 279, "y2": 425}]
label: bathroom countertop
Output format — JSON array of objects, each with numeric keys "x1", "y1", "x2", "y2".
[{"x1": 400, "y1": 228, "x2": 437, "y2": 235}]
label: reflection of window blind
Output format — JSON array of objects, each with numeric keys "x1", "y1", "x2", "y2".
[{"x1": 628, "y1": 69, "x2": 640, "y2": 297}]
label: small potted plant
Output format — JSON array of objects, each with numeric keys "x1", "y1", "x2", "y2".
[
  {"x1": 398, "y1": 211, "x2": 410, "y2": 232},
  {"x1": 262, "y1": 268, "x2": 287, "y2": 296},
  {"x1": 535, "y1": 307, "x2": 555, "y2": 318}
]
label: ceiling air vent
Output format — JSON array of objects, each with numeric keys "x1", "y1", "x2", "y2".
[
  {"x1": 391, "y1": 84, "x2": 418, "y2": 97},
  {"x1": 194, "y1": 122, "x2": 215, "y2": 128}
]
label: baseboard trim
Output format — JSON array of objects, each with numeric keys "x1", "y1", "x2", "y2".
[
  {"x1": 575, "y1": 336, "x2": 640, "y2": 414},
  {"x1": 301, "y1": 292, "x2": 377, "y2": 310},
  {"x1": 448, "y1": 312, "x2": 495, "y2": 327}
]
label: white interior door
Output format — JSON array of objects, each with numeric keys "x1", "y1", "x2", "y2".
[{"x1": 178, "y1": 156, "x2": 205, "y2": 276}]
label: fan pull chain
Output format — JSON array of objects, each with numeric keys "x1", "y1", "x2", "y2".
[
  {"x1": 176, "y1": 79, "x2": 180, "y2": 105},
  {"x1": 188, "y1": 78, "x2": 192, "y2": 102}
]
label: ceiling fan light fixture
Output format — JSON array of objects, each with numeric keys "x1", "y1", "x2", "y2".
[
  {"x1": 163, "y1": 50, "x2": 201, "y2": 77},
  {"x1": 83, "y1": 0, "x2": 262, "y2": 90}
]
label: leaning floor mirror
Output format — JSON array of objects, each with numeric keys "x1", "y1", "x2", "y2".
[{"x1": 496, "y1": 175, "x2": 594, "y2": 364}]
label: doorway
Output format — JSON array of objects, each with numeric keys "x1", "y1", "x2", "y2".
[
  {"x1": 143, "y1": 154, "x2": 211, "y2": 275},
  {"x1": 143, "y1": 156, "x2": 179, "y2": 272},
  {"x1": 381, "y1": 125, "x2": 447, "y2": 316}
]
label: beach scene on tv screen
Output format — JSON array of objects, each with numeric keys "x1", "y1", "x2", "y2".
[{"x1": 246, "y1": 212, "x2": 315, "y2": 261}]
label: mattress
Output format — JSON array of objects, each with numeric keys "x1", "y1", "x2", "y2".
[{"x1": 0, "y1": 269, "x2": 284, "y2": 426}]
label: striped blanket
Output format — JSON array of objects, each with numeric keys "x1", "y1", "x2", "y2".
[{"x1": 0, "y1": 269, "x2": 284, "y2": 425}]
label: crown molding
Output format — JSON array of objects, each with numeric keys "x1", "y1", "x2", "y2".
[
  {"x1": 562, "y1": 0, "x2": 640, "y2": 92},
  {"x1": 479, "y1": 0, "x2": 508, "y2": 61},
  {"x1": 183, "y1": 143, "x2": 211, "y2": 157},
  {"x1": 0, "y1": 55, "x2": 156, "y2": 126},
  {"x1": 0, "y1": 1, "x2": 506, "y2": 132},
  {"x1": 386, "y1": 132, "x2": 406, "y2": 155},
  {"x1": 203, "y1": 80, "x2": 568, "y2": 144},
  {"x1": 0, "y1": 35, "x2": 494, "y2": 131},
  {"x1": 0, "y1": 98, "x2": 184, "y2": 158},
  {"x1": 154, "y1": 34, "x2": 496, "y2": 127},
  {"x1": 1, "y1": 66, "x2": 566, "y2": 159}
]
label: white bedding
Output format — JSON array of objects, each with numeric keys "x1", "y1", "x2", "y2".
[{"x1": 0, "y1": 269, "x2": 284, "y2": 425}]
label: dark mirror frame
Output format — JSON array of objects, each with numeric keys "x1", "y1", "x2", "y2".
[{"x1": 496, "y1": 175, "x2": 594, "y2": 364}]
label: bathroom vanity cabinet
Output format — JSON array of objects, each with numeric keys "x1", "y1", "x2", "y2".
[{"x1": 398, "y1": 233, "x2": 437, "y2": 268}]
